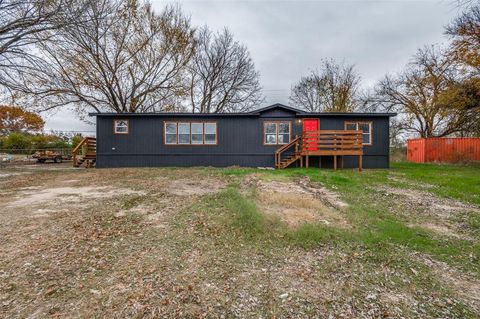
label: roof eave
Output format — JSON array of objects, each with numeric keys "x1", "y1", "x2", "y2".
[
  {"x1": 89, "y1": 112, "x2": 259, "y2": 117},
  {"x1": 298, "y1": 112, "x2": 397, "y2": 117}
]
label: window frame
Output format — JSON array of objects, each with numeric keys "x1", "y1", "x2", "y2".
[
  {"x1": 113, "y1": 119, "x2": 129, "y2": 135},
  {"x1": 164, "y1": 122, "x2": 178, "y2": 145},
  {"x1": 263, "y1": 121, "x2": 292, "y2": 146},
  {"x1": 190, "y1": 122, "x2": 205, "y2": 145},
  {"x1": 177, "y1": 122, "x2": 191, "y2": 145},
  {"x1": 344, "y1": 121, "x2": 373, "y2": 146},
  {"x1": 163, "y1": 121, "x2": 218, "y2": 146},
  {"x1": 203, "y1": 122, "x2": 218, "y2": 145}
]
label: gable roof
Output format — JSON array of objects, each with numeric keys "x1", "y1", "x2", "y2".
[{"x1": 250, "y1": 103, "x2": 303, "y2": 115}]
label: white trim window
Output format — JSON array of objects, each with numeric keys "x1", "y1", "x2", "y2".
[
  {"x1": 345, "y1": 121, "x2": 372, "y2": 145},
  {"x1": 178, "y1": 123, "x2": 190, "y2": 144},
  {"x1": 165, "y1": 122, "x2": 177, "y2": 144},
  {"x1": 191, "y1": 123, "x2": 203, "y2": 144},
  {"x1": 204, "y1": 123, "x2": 217, "y2": 144},
  {"x1": 114, "y1": 119, "x2": 129, "y2": 134},
  {"x1": 264, "y1": 121, "x2": 291, "y2": 145},
  {"x1": 164, "y1": 122, "x2": 217, "y2": 145}
]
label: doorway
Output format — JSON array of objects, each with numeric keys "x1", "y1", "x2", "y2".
[{"x1": 302, "y1": 119, "x2": 319, "y2": 151}]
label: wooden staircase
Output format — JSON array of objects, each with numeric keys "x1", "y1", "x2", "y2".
[
  {"x1": 277, "y1": 153, "x2": 302, "y2": 169},
  {"x1": 72, "y1": 137, "x2": 96, "y2": 168},
  {"x1": 275, "y1": 136, "x2": 302, "y2": 169}
]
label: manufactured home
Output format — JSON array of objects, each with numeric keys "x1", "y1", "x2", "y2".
[{"x1": 79, "y1": 104, "x2": 395, "y2": 169}]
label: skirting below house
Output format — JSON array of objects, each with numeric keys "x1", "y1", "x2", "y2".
[{"x1": 96, "y1": 154, "x2": 389, "y2": 169}]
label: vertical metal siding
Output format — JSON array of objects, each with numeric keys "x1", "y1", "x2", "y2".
[
  {"x1": 408, "y1": 138, "x2": 480, "y2": 163},
  {"x1": 96, "y1": 113, "x2": 392, "y2": 168},
  {"x1": 407, "y1": 139, "x2": 425, "y2": 163}
]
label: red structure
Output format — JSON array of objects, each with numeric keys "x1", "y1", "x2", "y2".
[
  {"x1": 407, "y1": 138, "x2": 480, "y2": 163},
  {"x1": 303, "y1": 119, "x2": 319, "y2": 151}
]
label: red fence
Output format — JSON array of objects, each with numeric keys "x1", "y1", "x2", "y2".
[{"x1": 407, "y1": 138, "x2": 480, "y2": 163}]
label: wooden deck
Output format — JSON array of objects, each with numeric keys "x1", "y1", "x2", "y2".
[{"x1": 275, "y1": 130, "x2": 363, "y2": 171}]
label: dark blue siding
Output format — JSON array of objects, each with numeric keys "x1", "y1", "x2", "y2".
[{"x1": 95, "y1": 110, "x2": 391, "y2": 169}]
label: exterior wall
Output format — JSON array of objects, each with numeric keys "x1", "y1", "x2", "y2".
[
  {"x1": 408, "y1": 138, "x2": 480, "y2": 163},
  {"x1": 97, "y1": 113, "x2": 301, "y2": 168},
  {"x1": 95, "y1": 111, "x2": 391, "y2": 169},
  {"x1": 302, "y1": 115, "x2": 390, "y2": 168}
]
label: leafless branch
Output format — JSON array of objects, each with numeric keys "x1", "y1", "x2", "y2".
[
  {"x1": 368, "y1": 46, "x2": 479, "y2": 138},
  {"x1": 13, "y1": 0, "x2": 196, "y2": 115},
  {"x1": 187, "y1": 26, "x2": 263, "y2": 113},
  {"x1": 289, "y1": 59, "x2": 361, "y2": 112},
  {"x1": 0, "y1": 0, "x2": 92, "y2": 88}
]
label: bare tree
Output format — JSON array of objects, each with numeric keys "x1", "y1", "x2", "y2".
[
  {"x1": 15, "y1": 0, "x2": 195, "y2": 115},
  {"x1": 455, "y1": 0, "x2": 478, "y2": 8},
  {"x1": 0, "y1": 0, "x2": 91, "y2": 88},
  {"x1": 188, "y1": 27, "x2": 262, "y2": 113},
  {"x1": 369, "y1": 46, "x2": 478, "y2": 138},
  {"x1": 289, "y1": 59, "x2": 361, "y2": 112}
]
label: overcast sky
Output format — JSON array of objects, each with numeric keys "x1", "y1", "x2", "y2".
[{"x1": 44, "y1": 0, "x2": 462, "y2": 134}]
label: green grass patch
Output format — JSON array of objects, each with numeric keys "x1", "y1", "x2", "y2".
[
  {"x1": 361, "y1": 219, "x2": 479, "y2": 269},
  {"x1": 221, "y1": 187, "x2": 266, "y2": 238},
  {"x1": 467, "y1": 213, "x2": 480, "y2": 231},
  {"x1": 183, "y1": 162, "x2": 480, "y2": 277},
  {"x1": 224, "y1": 162, "x2": 480, "y2": 274},
  {"x1": 288, "y1": 223, "x2": 351, "y2": 248},
  {"x1": 390, "y1": 162, "x2": 480, "y2": 206}
]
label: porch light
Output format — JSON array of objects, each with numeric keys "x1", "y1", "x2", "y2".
[{"x1": 296, "y1": 118, "x2": 302, "y2": 124}]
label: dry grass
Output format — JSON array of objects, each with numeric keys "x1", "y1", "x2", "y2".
[
  {"x1": 0, "y1": 164, "x2": 478, "y2": 318},
  {"x1": 255, "y1": 179, "x2": 350, "y2": 228}
]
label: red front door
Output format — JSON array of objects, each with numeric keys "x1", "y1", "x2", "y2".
[{"x1": 303, "y1": 119, "x2": 319, "y2": 151}]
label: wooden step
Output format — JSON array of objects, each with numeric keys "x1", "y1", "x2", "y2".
[
  {"x1": 72, "y1": 137, "x2": 97, "y2": 168},
  {"x1": 277, "y1": 154, "x2": 301, "y2": 169}
]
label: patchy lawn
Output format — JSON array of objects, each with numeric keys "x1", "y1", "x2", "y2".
[{"x1": 0, "y1": 162, "x2": 479, "y2": 318}]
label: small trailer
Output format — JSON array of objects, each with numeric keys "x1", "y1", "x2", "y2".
[{"x1": 32, "y1": 150, "x2": 66, "y2": 163}]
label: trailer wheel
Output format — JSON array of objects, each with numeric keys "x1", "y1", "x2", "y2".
[{"x1": 54, "y1": 156, "x2": 63, "y2": 163}]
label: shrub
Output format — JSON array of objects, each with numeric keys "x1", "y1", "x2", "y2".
[
  {"x1": 1, "y1": 132, "x2": 75, "y2": 153},
  {"x1": 30, "y1": 134, "x2": 70, "y2": 150},
  {"x1": 3, "y1": 132, "x2": 31, "y2": 153}
]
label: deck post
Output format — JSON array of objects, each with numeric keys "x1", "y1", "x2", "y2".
[
  {"x1": 359, "y1": 155, "x2": 362, "y2": 172},
  {"x1": 334, "y1": 155, "x2": 337, "y2": 170},
  {"x1": 306, "y1": 155, "x2": 309, "y2": 168},
  {"x1": 300, "y1": 156, "x2": 303, "y2": 168}
]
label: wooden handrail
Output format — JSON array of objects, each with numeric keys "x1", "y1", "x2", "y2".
[
  {"x1": 72, "y1": 137, "x2": 96, "y2": 167},
  {"x1": 299, "y1": 130, "x2": 363, "y2": 153},
  {"x1": 72, "y1": 137, "x2": 95, "y2": 154},
  {"x1": 274, "y1": 136, "x2": 300, "y2": 168},
  {"x1": 275, "y1": 130, "x2": 364, "y2": 171}
]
